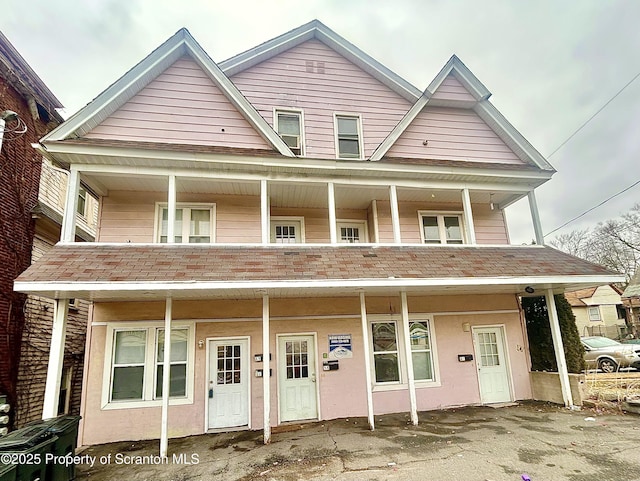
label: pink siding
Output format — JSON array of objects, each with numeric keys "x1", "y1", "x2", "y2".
[
  {"x1": 387, "y1": 106, "x2": 524, "y2": 164},
  {"x1": 230, "y1": 39, "x2": 413, "y2": 159},
  {"x1": 85, "y1": 57, "x2": 271, "y2": 149},
  {"x1": 473, "y1": 204, "x2": 510, "y2": 244},
  {"x1": 430, "y1": 74, "x2": 477, "y2": 102}
]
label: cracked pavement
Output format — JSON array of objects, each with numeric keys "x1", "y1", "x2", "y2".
[{"x1": 75, "y1": 402, "x2": 640, "y2": 481}]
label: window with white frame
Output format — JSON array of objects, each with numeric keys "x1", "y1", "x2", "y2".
[
  {"x1": 77, "y1": 187, "x2": 87, "y2": 217},
  {"x1": 270, "y1": 217, "x2": 304, "y2": 244},
  {"x1": 337, "y1": 221, "x2": 368, "y2": 243},
  {"x1": 157, "y1": 204, "x2": 214, "y2": 244},
  {"x1": 588, "y1": 306, "x2": 601, "y2": 322},
  {"x1": 335, "y1": 114, "x2": 362, "y2": 159},
  {"x1": 371, "y1": 322, "x2": 400, "y2": 383},
  {"x1": 419, "y1": 212, "x2": 464, "y2": 244},
  {"x1": 275, "y1": 110, "x2": 303, "y2": 155},
  {"x1": 409, "y1": 321, "x2": 435, "y2": 381},
  {"x1": 107, "y1": 325, "x2": 193, "y2": 405}
]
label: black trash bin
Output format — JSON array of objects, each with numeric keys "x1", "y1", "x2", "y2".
[
  {"x1": 0, "y1": 424, "x2": 57, "y2": 481},
  {"x1": 0, "y1": 462, "x2": 16, "y2": 481},
  {"x1": 26, "y1": 416, "x2": 81, "y2": 481}
]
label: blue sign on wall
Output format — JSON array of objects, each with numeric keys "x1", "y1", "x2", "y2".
[{"x1": 328, "y1": 334, "x2": 352, "y2": 359}]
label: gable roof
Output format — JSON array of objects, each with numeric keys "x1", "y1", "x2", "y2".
[
  {"x1": 40, "y1": 28, "x2": 295, "y2": 157},
  {"x1": 219, "y1": 19, "x2": 422, "y2": 103},
  {"x1": 370, "y1": 55, "x2": 555, "y2": 171},
  {"x1": 622, "y1": 271, "x2": 640, "y2": 299}
]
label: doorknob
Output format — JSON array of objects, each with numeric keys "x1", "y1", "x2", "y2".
[{"x1": 311, "y1": 373, "x2": 316, "y2": 383}]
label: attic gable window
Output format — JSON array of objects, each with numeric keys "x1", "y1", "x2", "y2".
[
  {"x1": 275, "y1": 110, "x2": 303, "y2": 155},
  {"x1": 335, "y1": 114, "x2": 363, "y2": 159}
]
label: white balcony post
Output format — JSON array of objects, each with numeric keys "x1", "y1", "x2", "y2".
[
  {"x1": 42, "y1": 299, "x2": 69, "y2": 419},
  {"x1": 371, "y1": 200, "x2": 380, "y2": 244},
  {"x1": 167, "y1": 175, "x2": 176, "y2": 244},
  {"x1": 400, "y1": 292, "x2": 418, "y2": 425},
  {"x1": 389, "y1": 185, "x2": 401, "y2": 243},
  {"x1": 61, "y1": 168, "x2": 80, "y2": 242},
  {"x1": 461, "y1": 188, "x2": 476, "y2": 244},
  {"x1": 528, "y1": 190, "x2": 545, "y2": 245},
  {"x1": 160, "y1": 297, "x2": 173, "y2": 457},
  {"x1": 261, "y1": 180, "x2": 269, "y2": 245},
  {"x1": 545, "y1": 289, "x2": 573, "y2": 407},
  {"x1": 359, "y1": 292, "x2": 374, "y2": 430},
  {"x1": 262, "y1": 294, "x2": 271, "y2": 443},
  {"x1": 328, "y1": 182, "x2": 337, "y2": 244}
]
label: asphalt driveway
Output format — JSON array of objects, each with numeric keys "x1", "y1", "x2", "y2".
[{"x1": 75, "y1": 401, "x2": 640, "y2": 481}]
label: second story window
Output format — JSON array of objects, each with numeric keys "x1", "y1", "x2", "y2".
[
  {"x1": 157, "y1": 204, "x2": 215, "y2": 244},
  {"x1": 77, "y1": 187, "x2": 87, "y2": 217},
  {"x1": 335, "y1": 114, "x2": 362, "y2": 159},
  {"x1": 270, "y1": 217, "x2": 304, "y2": 244},
  {"x1": 419, "y1": 212, "x2": 464, "y2": 245},
  {"x1": 337, "y1": 221, "x2": 368, "y2": 243},
  {"x1": 275, "y1": 110, "x2": 303, "y2": 155}
]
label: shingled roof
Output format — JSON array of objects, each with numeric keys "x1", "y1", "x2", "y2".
[{"x1": 15, "y1": 244, "x2": 620, "y2": 297}]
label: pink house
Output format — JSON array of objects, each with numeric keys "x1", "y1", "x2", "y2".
[{"x1": 15, "y1": 21, "x2": 622, "y2": 453}]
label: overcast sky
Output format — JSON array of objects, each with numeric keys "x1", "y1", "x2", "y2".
[{"x1": 2, "y1": 0, "x2": 639, "y2": 244}]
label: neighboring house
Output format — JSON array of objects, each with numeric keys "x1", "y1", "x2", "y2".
[
  {"x1": 565, "y1": 285, "x2": 628, "y2": 339},
  {"x1": 622, "y1": 271, "x2": 640, "y2": 338},
  {"x1": 14, "y1": 21, "x2": 622, "y2": 452},
  {"x1": 0, "y1": 29, "x2": 97, "y2": 428}
]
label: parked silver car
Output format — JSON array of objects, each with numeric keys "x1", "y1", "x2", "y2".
[{"x1": 581, "y1": 336, "x2": 640, "y2": 373}]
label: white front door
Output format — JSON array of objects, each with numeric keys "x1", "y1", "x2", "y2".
[
  {"x1": 278, "y1": 335, "x2": 318, "y2": 422},
  {"x1": 473, "y1": 327, "x2": 512, "y2": 404},
  {"x1": 208, "y1": 339, "x2": 249, "y2": 430}
]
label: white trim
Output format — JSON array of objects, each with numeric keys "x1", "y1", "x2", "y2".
[
  {"x1": 401, "y1": 292, "x2": 418, "y2": 425},
  {"x1": 261, "y1": 180, "x2": 269, "y2": 245},
  {"x1": 334, "y1": 112, "x2": 364, "y2": 160},
  {"x1": 461, "y1": 188, "x2": 476, "y2": 244},
  {"x1": 359, "y1": 292, "x2": 374, "y2": 430},
  {"x1": 336, "y1": 219, "x2": 369, "y2": 243},
  {"x1": 418, "y1": 210, "x2": 466, "y2": 245},
  {"x1": 61, "y1": 168, "x2": 80, "y2": 243},
  {"x1": 42, "y1": 299, "x2": 69, "y2": 419},
  {"x1": 155, "y1": 202, "x2": 216, "y2": 244},
  {"x1": 160, "y1": 298, "x2": 172, "y2": 457},
  {"x1": 545, "y1": 289, "x2": 573, "y2": 407},
  {"x1": 262, "y1": 295, "x2": 270, "y2": 444},
  {"x1": 273, "y1": 107, "x2": 305, "y2": 156},
  {"x1": 471, "y1": 324, "x2": 515, "y2": 404},
  {"x1": 270, "y1": 216, "x2": 305, "y2": 243},
  {"x1": 100, "y1": 321, "x2": 195, "y2": 411},
  {"x1": 389, "y1": 185, "x2": 401, "y2": 243},
  {"x1": 371, "y1": 200, "x2": 379, "y2": 244},
  {"x1": 328, "y1": 182, "x2": 337, "y2": 244},
  {"x1": 167, "y1": 176, "x2": 176, "y2": 245},
  {"x1": 528, "y1": 190, "x2": 544, "y2": 245}
]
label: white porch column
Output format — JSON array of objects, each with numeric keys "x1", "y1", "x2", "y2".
[
  {"x1": 262, "y1": 294, "x2": 271, "y2": 444},
  {"x1": 528, "y1": 190, "x2": 545, "y2": 245},
  {"x1": 328, "y1": 182, "x2": 337, "y2": 244},
  {"x1": 359, "y1": 292, "x2": 375, "y2": 430},
  {"x1": 61, "y1": 168, "x2": 80, "y2": 242},
  {"x1": 42, "y1": 299, "x2": 69, "y2": 419},
  {"x1": 371, "y1": 200, "x2": 379, "y2": 244},
  {"x1": 261, "y1": 180, "x2": 269, "y2": 245},
  {"x1": 461, "y1": 188, "x2": 477, "y2": 244},
  {"x1": 400, "y1": 292, "x2": 418, "y2": 425},
  {"x1": 545, "y1": 289, "x2": 573, "y2": 407},
  {"x1": 167, "y1": 175, "x2": 176, "y2": 244},
  {"x1": 160, "y1": 297, "x2": 173, "y2": 457},
  {"x1": 389, "y1": 185, "x2": 401, "y2": 243}
]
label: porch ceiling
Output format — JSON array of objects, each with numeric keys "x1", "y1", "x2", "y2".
[{"x1": 14, "y1": 244, "x2": 624, "y2": 302}]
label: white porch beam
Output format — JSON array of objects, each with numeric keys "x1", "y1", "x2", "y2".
[
  {"x1": 389, "y1": 185, "x2": 401, "y2": 243},
  {"x1": 461, "y1": 188, "x2": 477, "y2": 244},
  {"x1": 545, "y1": 289, "x2": 573, "y2": 407},
  {"x1": 167, "y1": 175, "x2": 176, "y2": 244},
  {"x1": 328, "y1": 182, "x2": 337, "y2": 244},
  {"x1": 61, "y1": 168, "x2": 80, "y2": 242},
  {"x1": 359, "y1": 292, "x2": 375, "y2": 430},
  {"x1": 371, "y1": 200, "x2": 379, "y2": 244},
  {"x1": 261, "y1": 180, "x2": 269, "y2": 245},
  {"x1": 160, "y1": 297, "x2": 173, "y2": 457},
  {"x1": 262, "y1": 294, "x2": 271, "y2": 444},
  {"x1": 42, "y1": 299, "x2": 69, "y2": 419},
  {"x1": 528, "y1": 190, "x2": 545, "y2": 245},
  {"x1": 400, "y1": 292, "x2": 418, "y2": 425}
]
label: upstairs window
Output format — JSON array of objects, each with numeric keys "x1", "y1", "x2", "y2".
[
  {"x1": 270, "y1": 217, "x2": 304, "y2": 244},
  {"x1": 337, "y1": 221, "x2": 368, "y2": 243},
  {"x1": 419, "y1": 212, "x2": 464, "y2": 244},
  {"x1": 335, "y1": 114, "x2": 362, "y2": 159},
  {"x1": 77, "y1": 187, "x2": 87, "y2": 217},
  {"x1": 157, "y1": 204, "x2": 215, "y2": 244},
  {"x1": 275, "y1": 110, "x2": 303, "y2": 155},
  {"x1": 588, "y1": 306, "x2": 601, "y2": 322}
]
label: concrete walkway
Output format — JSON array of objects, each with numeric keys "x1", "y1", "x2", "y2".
[{"x1": 75, "y1": 402, "x2": 640, "y2": 481}]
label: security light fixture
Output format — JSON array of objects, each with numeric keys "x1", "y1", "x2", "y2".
[
  {"x1": 524, "y1": 286, "x2": 535, "y2": 294},
  {"x1": 1, "y1": 110, "x2": 19, "y2": 122}
]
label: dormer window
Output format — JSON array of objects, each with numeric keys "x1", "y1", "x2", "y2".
[
  {"x1": 275, "y1": 109, "x2": 303, "y2": 155},
  {"x1": 335, "y1": 114, "x2": 362, "y2": 159}
]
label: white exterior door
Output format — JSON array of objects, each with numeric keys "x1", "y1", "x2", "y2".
[
  {"x1": 278, "y1": 335, "x2": 318, "y2": 422},
  {"x1": 208, "y1": 339, "x2": 249, "y2": 430},
  {"x1": 473, "y1": 327, "x2": 512, "y2": 404}
]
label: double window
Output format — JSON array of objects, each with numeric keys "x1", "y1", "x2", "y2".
[
  {"x1": 275, "y1": 109, "x2": 303, "y2": 156},
  {"x1": 419, "y1": 212, "x2": 464, "y2": 244},
  {"x1": 370, "y1": 318, "x2": 437, "y2": 386},
  {"x1": 105, "y1": 324, "x2": 194, "y2": 408},
  {"x1": 157, "y1": 204, "x2": 215, "y2": 244},
  {"x1": 335, "y1": 114, "x2": 363, "y2": 159}
]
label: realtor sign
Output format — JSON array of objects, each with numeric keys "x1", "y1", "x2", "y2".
[{"x1": 328, "y1": 334, "x2": 352, "y2": 359}]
